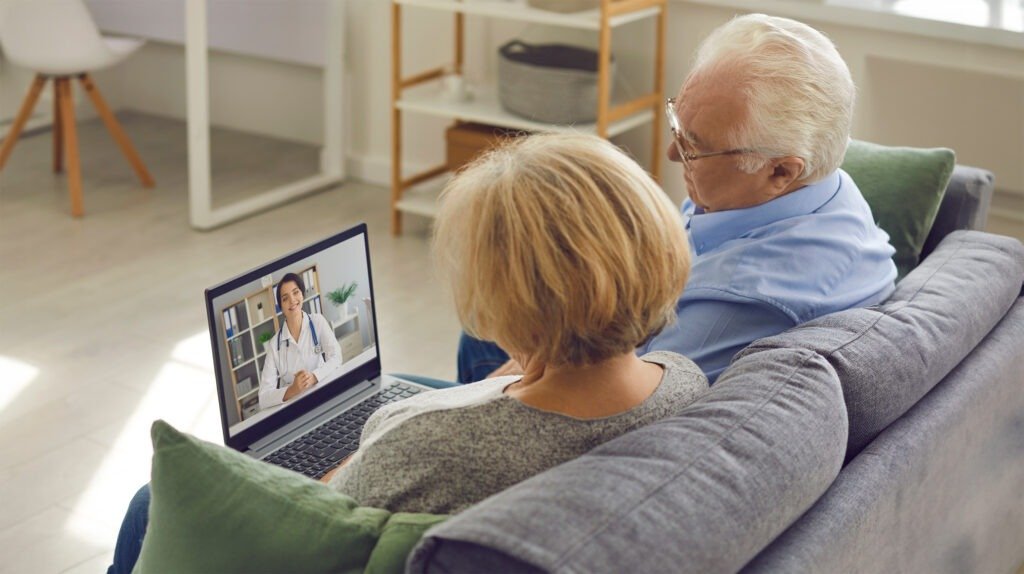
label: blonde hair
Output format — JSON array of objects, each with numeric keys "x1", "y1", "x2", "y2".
[
  {"x1": 690, "y1": 14, "x2": 854, "y2": 183},
  {"x1": 432, "y1": 133, "x2": 691, "y2": 367}
]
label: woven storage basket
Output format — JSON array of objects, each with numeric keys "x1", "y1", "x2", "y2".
[
  {"x1": 497, "y1": 40, "x2": 613, "y2": 125},
  {"x1": 527, "y1": 0, "x2": 599, "y2": 13}
]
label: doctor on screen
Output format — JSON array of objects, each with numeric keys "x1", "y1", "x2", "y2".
[{"x1": 258, "y1": 272, "x2": 342, "y2": 410}]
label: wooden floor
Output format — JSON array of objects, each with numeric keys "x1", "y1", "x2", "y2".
[
  {"x1": 0, "y1": 113, "x2": 459, "y2": 573},
  {"x1": 1, "y1": 113, "x2": 1023, "y2": 573}
]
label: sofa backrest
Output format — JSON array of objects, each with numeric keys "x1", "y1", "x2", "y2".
[
  {"x1": 921, "y1": 165, "x2": 993, "y2": 260},
  {"x1": 736, "y1": 230, "x2": 1024, "y2": 462},
  {"x1": 409, "y1": 349, "x2": 848, "y2": 574}
]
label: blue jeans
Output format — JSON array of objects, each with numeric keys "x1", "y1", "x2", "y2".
[
  {"x1": 107, "y1": 484, "x2": 150, "y2": 574},
  {"x1": 107, "y1": 374, "x2": 463, "y2": 573},
  {"x1": 456, "y1": 332, "x2": 509, "y2": 384}
]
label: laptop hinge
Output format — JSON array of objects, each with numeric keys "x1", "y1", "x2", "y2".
[{"x1": 246, "y1": 378, "x2": 378, "y2": 457}]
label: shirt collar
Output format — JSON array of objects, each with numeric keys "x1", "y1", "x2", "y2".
[{"x1": 683, "y1": 170, "x2": 842, "y2": 255}]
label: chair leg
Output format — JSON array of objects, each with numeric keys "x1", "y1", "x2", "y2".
[
  {"x1": 78, "y1": 74, "x2": 155, "y2": 188},
  {"x1": 0, "y1": 75, "x2": 47, "y2": 171},
  {"x1": 57, "y1": 78, "x2": 84, "y2": 217},
  {"x1": 53, "y1": 80, "x2": 63, "y2": 173}
]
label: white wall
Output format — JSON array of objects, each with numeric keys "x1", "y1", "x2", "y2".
[{"x1": 3, "y1": 0, "x2": 1022, "y2": 206}]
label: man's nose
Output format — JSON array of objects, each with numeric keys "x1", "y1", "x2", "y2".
[{"x1": 667, "y1": 142, "x2": 682, "y2": 163}]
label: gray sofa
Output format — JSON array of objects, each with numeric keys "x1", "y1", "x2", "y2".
[{"x1": 407, "y1": 165, "x2": 1024, "y2": 574}]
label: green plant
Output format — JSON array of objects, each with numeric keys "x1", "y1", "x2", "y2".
[
  {"x1": 258, "y1": 332, "x2": 274, "y2": 346},
  {"x1": 327, "y1": 282, "x2": 358, "y2": 306}
]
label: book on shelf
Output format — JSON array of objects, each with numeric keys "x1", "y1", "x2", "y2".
[
  {"x1": 229, "y1": 337, "x2": 245, "y2": 367},
  {"x1": 223, "y1": 309, "x2": 233, "y2": 338},
  {"x1": 237, "y1": 376, "x2": 254, "y2": 396},
  {"x1": 303, "y1": 269, "x2": 314, "y2": 296}
]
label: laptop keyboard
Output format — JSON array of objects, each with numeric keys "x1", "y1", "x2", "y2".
[{"x1": 263, "y1": 382, "x2": 424, "y2": 479}]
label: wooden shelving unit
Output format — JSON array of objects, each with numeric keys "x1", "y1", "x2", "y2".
[
  {"x1": 220, "y1": 265, "x2": 322, "y2": 421},
  {"x1": 390, "y1": 0, "x2": 667, "y2": 235}
]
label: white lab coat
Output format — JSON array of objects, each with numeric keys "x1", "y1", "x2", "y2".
[{"x1": 258, "y1": 312, "x2": 342, "y2": 409}]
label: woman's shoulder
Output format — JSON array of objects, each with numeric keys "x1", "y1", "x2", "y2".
[
  {"x1": 640, "y1": 351, "x2": 709, "y2": 389},
  {"x1": 362, "y1": 378, "x2": 513, "y2": 440}
]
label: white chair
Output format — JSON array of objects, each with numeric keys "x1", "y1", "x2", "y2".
[{"x1": 0, "y1": 0, "x2": 154, "y2": 217}]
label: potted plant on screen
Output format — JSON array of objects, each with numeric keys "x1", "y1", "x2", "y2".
[
  {"x1": 258, "y1": 332, "x2": 275, "y2": 354},
  {"x1": 327, "y1": 282, "x2": 358, "y2": 321}
]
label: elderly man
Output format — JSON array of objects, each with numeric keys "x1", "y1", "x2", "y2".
[{"x1": 459, "y1": 13, "x2": 897, "y2": 384}]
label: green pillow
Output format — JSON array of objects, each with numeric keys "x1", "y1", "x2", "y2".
[
  {"x1": 135, "y1": 420, "x2": 448, "y2": 574},
  {"x1": 841, "y1": 139, "x2": 955, "y2": 279}
]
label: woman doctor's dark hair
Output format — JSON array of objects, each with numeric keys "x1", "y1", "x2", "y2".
[{"x1": 276, "y1": 272, "x2": 306, "y2": 307}]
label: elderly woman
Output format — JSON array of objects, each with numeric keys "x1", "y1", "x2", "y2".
[
  {"x1": 321, "y1": 133, "x2": 708, "y2": 514},
  {"x1": 108, "y1": 134, "x2": 707, "y2": 573}
]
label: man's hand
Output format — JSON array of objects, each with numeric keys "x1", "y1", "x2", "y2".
[
  {"x1": 284, "y1": 370, "x2": 318, "y2": 401},
  {"x1": 488, "y1": 359, "x2": 524, "y2": 378}
]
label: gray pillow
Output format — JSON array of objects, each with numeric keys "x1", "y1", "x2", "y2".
[{"x1": 736, "y1": 230, "x2": 1024, "y2": 460}]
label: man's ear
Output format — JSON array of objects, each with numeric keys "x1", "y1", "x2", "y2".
[{"x1": 770, "y1": 156, "x2": 806, "y2": 193}]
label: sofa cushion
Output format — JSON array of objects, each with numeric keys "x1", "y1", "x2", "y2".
[
  {"x1": 134, "y1": 420, "x2": 447, "y2": 574},
  {"x1": 736, "y1": 230, "x2": 1024, "y2": 461},
  {"x1": 842, "y1": 139, "x2": 955, "y2": 279},
  {"x1": 409, "y1": 349, "x2": 848, "y2": 574}
]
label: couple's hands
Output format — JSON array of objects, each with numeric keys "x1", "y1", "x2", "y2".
[{"x1": 283, "y1": 370, "x2": 318, "y2": 401}]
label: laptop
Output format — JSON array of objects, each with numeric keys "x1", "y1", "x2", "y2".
[{"x1": 204, "y1": 223, "x2": 433, "y2": 479}]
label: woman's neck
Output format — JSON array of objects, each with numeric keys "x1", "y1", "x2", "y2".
[
  {"x1": 286, "y1": 312, "x2": 303, "y2": 340},
  {"x1": 504, "y1": 353, "x2": 664, "y2": 419}
]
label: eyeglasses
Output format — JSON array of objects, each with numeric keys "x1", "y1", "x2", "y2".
[{"x1": 665, "y1": 98, "x2": 755, "y2": 166}]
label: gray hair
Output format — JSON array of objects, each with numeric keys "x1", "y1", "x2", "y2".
[{"x1": 689, "y1": 14, "x2": 854, "y2": 183}]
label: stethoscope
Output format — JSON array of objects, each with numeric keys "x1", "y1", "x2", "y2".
[{"x1": 275, "y1": 312, "x2": 326, "y2": 389}]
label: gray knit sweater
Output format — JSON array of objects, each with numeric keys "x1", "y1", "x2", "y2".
[{"x1": 328, "y1": 351, "x2": 708, "y2": 514}]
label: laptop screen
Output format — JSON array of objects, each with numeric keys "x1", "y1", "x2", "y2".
[{"x1": 204, "y1": 224, "x2": 381, "y2": 447}]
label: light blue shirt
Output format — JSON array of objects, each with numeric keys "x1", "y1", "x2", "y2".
[{"x1": 643, "y1": 168, "x2": 897, "y2": 383}]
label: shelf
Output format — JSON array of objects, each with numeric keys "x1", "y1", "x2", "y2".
[
  {"x1": 232, "y1": 356, "x2": 256, "y2": 371},
  {"x1": 396, "y1": 183, "x2": 447, "y2": 218},
  {"x1": 397, "y1": 85, "x2": 654, "y2": 138},
  {"x1": 395, "y1": 0, "x2": 661, "y2": 30},
  {"x1": 332, "y1": 312, "x2": 360, "y2": 329},
  {"x1": 391, "y1": 0, "x2": 665, "y2": 235},
  {"x1": 252, "y1": 316, "x2": 275, "y2": 329},
  {"x1": 237, "y1": 388, "x2": 259, "y2": 402}
]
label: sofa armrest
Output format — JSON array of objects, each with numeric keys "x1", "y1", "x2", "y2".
[{"x1": 920, "y1": 165, "x2": 993, "y2": 260}]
